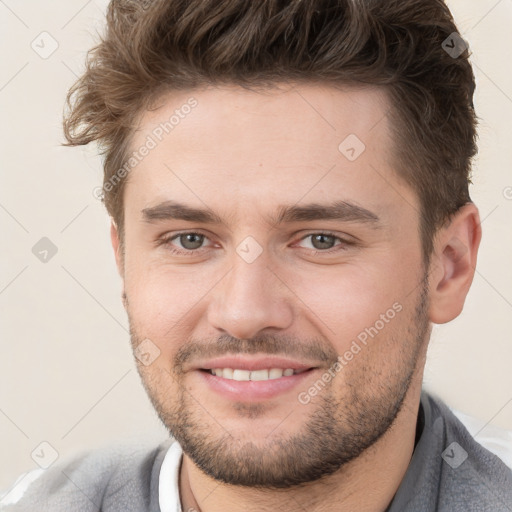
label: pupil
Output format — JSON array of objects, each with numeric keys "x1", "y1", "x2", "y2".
[
  {"x1": 312, "y1": 234, "x2": 335, "y2": 250},
  {"x1": 181, "y1": 233, "x2": 203, "y2": 249}
]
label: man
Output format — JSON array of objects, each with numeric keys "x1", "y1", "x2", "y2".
[{"x1": 3, "y1": 0, "x2": 511, "y2": 510}]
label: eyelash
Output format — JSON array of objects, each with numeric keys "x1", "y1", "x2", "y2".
[{"x1": 157, "y1": 231, "x2": 354, "y2": 257}]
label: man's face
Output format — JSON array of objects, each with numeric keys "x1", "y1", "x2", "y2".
[{"x1": 118, "y1": 84, "x2": 431, "y2": 487}]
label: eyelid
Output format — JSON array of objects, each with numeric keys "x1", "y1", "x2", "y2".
[
  {"x1": 163, "y1": 229, "x2": 213, "y2": 247},
  {"x1": 291, "y1": 231, "x2": 358, "y2": 255},
  {"x1": 294, "y1": 230, "x2": 354, "y2": 244}
]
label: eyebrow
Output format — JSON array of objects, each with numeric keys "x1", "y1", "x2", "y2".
[
  {"x1": 274, "y1": 201, "x2": 380, "y2": 226},
  {"x1": 141, "y1": 200, "x2": 381, "y2": 227},
  {"x1": 142, "y1": 201, "x2": 223, "y2": 224}
]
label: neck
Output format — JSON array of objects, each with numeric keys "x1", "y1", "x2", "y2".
[{"x1": 179, "y1": 373, "x2": 424, "y2": 512}]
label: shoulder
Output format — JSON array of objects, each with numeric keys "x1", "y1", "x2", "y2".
[
  {"x1": 1, "y1": 438, "x2": 174, "y2": 512},
  {"x1": 450, "y1": 406, "x2": 512, "y2": 470},
  {"x1": 425, "y1": 392, "x2": 512, "y2": 511}
]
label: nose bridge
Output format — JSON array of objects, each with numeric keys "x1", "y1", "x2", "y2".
[
  {"x1": 229, "y1": 253, "x2": 271, "y2": 302},
  {"x1": 207, "y1": 251, "x2": 293, "y2": 339}
]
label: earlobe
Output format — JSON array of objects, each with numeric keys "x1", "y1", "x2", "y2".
[{"x1": 428, "y1": 203, "x2": 482, "y2": 324}]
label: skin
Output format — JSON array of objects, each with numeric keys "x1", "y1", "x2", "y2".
[{"x1": 111, "y1": 83, "x2": 481, "y2": 512}]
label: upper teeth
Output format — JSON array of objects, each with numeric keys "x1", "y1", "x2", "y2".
[{"x1": 211, "y1": 368, "x2": 298, "y2": 381}]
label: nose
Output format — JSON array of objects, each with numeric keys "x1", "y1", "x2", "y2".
[{"x1": 207, "y1": 255, "x2": 294, "y2": 340}]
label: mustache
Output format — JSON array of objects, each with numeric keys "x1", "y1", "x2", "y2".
[{"x1": 173, "y1": 333, "x2": 338, "y2": 373}]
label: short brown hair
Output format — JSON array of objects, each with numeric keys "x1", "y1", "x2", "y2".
[{"x1": 63, "y1": 0, "x2": 477, "y2": 262}]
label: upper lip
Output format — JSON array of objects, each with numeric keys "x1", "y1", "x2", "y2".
[{"x1": 192, "y1": 355, "x2": 319, "y2": 372}]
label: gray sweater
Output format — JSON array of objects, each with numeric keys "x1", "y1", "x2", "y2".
[{"x1": 3, "y1": 392, "x2": 512, "y2": 511}]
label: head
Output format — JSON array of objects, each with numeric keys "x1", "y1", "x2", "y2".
[{"x1": 64, "y1": 0, "x2": 481, "y2": 488}]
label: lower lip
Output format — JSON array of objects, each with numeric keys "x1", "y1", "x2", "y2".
[{"x1": 196, "y1": 369, "x2": 317, "y2": 401}]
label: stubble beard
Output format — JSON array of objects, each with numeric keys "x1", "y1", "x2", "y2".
[{"x1": 129, "y1": 281, "x2": 430, "y2": 489}]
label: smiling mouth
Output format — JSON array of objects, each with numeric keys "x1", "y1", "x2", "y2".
[{"x1": 200, "y1": 367, "x2": 314, "y2": 381}]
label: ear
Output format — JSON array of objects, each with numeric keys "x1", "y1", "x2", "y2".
[
  {"x1": 428, "y1": 203, "x2": 482, "y2": 324},
  {"x1": 110, "y1": 221, "x2": 128, "y2": 308},
  {"x1": 110, "y1": 220, "x2": 124, "y2": 277}
]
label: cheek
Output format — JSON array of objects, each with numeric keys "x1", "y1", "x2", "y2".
[
  {"x1": 288, "y1": 259, "x2": 417, "y2": 349},
  {"x1": 123, "y1": 256, "x2": 217, "y2": 339}
]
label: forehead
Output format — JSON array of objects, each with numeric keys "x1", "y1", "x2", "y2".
[{"x1": 125, "y1": 83, "x2": 417, "y2": 225}]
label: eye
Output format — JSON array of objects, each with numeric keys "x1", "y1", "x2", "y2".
[
  {"x1": 306, "y1": 233, "x2": 339, "y2": 250},
  {"x1": 156, "y1": 231, "x2": 218, "y2": 257},
  {"x1": 172, "y1": 233, "x2": 206, "y2": 250},
  {"x1": 295, "y1": 232, "x2": 352, "y2": 252}
]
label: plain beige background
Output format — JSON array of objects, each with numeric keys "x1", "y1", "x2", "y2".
[{"x1": 1, "y1": 0, "x2": 511, "y2": 494}]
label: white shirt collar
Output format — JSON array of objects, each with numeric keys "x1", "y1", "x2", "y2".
[{"x1": 159, "y1": 440, "x2": 184, "y2": 512}]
